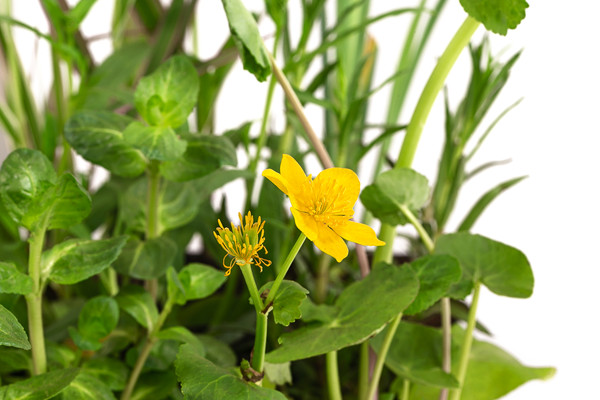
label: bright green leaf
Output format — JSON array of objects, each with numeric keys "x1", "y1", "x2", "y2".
[
  {"x1": 37, "y1": 173, "x2": 92, "y2": 231},
  {"x1": 123, "y1": 121, "x2": 186, "y2": 161},
  {"x1": 360, "y1": 168, "x2": 429, "y2": 226},
  {"x1": 178, "y1": 263, "x2": 227, "y2": 301},
  {"x1": 264, "y1": 361, "x2": 292, "y2": 386},
  {"x1": 221, "y1": 0, "x2": 272, "y2": 82},
  {"x1": 81, "y1": 357, "x2": 129, "y2": 391},
  {"x1": 176, "y1": 343, "x2": 287, "y2": 400},
  {"x1": 259, "y1": 280, "x2": 309, "y2": 326},
  {"x1": 166, "y1": 267, "x2": 187, "y2": 305},
  {"x1": 42, "y1": 236, "x2": 128, "y2": 285},
  {"x1": 116, "y1": 285, "x2": 159, "y2": 331},
  {"x1": 113, "y1": 236, "x2": 176, "y2": 280},
  {"x1": 266, "y1": 264, "x2": 419, "y2": 363},
  {"x1": 0, "y1": 367, "x2": 78, "y2": 400},
  {"x1": 55, "y1": 371, "x2": 116, "y2": 400},
  {"x1": 402, "y1": 255, "x2": 462, "y2": 315},
  {"x1": 0, "y1": 304, "x2": 31, "y2": 350},
  {"x1": 0, "y1": 261, "x2": 33, "y2": 295},
  {"x1": 156, "y1": 326, "x2": 205, "y2": 353},
  {"x1": 134, "y1": 55, "x2": 199, "y2": 128},
  {"x1": 371, "y1": 321, "x2": 459, "y2": 388},
  {"x1": 435, "y1": 233, "x2": 533, "y2": 298},
  {"x1": 459, "y1": 0, "x2": 528, "y2": 35},
  {"x1": 157, "y1": 181, "x2": 199, "y2": 235},
  {"x1": 64, "y1": 111, "x2": 147, "y2": 178}
]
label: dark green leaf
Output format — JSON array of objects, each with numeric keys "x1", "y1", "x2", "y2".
[
  {"x1": 0, "y1": 261, "x2": 33, "y2": 295},
  {"x1": 160, "y1": 135, "x2": 237, "y2": 182},
  {"x1": 156, "y1": 326, "x2": 205, "y2": 352},
  {"x1": 360, "y1": 168, "x2": 429, "y2": 226},
  {"x1": 166, "y1": 267, "x2": 187, "y2": 305},
  {"x1": 259, "y1": 280, "x2": 309, "y2": 326},
  {"x1": 0, "y1": 304, "x2": 31, "y2": 350},
  {"x1": 403, "y1": 255, "x2": 462, "y2": 315},
  {"x1": 46, "y1": 342, "x2": 77, "y2": 369},
  {"x1": 43, "y1": 236, "x2": 128, "y2": 285},
  {"x1": 116, "y1": 285, "x2": 159, "y2": 330},
  {"x1": 176, "y1": 343, "x2": 287, "y2": 399},
  {"x1": 371, "y1": 322, "x2": 459, "y2": 388},
  {"x1": 0, "y1": 148, "x2": 57, "y2": 228},
  {"x1": 81, "y1": 357, "x2": 129, "y2": 391},
  {"x1": 0, "y1": 367, "x2": 78, "y2": 400},
  {"x1": 178, "y1": 263, "x2": 227, "y2": 301},
  {"x1": 458, "y1": 176, "x2": 526, "y2": 232},
  {"x1": 0, "y1": 348, "x2": 31, "y2": 373},
  {"x1": 78, "y1": 296, "x2": 119, "y2": 342},
  {"x1": 131, "y1": 370, "x2": 178, "y2": 400},
  {"x1": 194, "y1": 169, "x2": 253, "y2": 202},
  {"x1": 435, "y1": 233, "x2": 534, "y2": 298},
  {"x1": 196, "y1": 334, "x2": 237, "y2": 368},
  {"x1": 135, "y1": 55, "x2": 199, "y2": 128},
  {"x1": 113, "y1": 236, "x2": 177, "y2": 279},
  {"x1": 221, "y1": 0, "x2": 271, "y2": 82},
  {"x1": 65, "y1": 111, "x2": 147, "y2": 177},
  {"x1": 266, "y1": 264, "x2": 419, "y2": 362},
  {"x1": 459, "y1": 0, "x2": 528, "y2": 35},
  {"x1": 123, "y1": 121, "x2": 186, "y2": 161},
  {"x1": 56, "y1": 371, "x2": 116, "y2": 400}
]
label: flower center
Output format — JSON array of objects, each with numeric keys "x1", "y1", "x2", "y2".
[{"x1": 299, "y1": 176, "x2": 353, "y2": 226}]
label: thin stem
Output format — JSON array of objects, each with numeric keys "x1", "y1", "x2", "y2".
[
  {"x1": 373, "y1": 16, "x2": 480, "y2": 265},
  {"x1": 26, "y1": 224, "x2": 47, "y2": 375},
  {"x1": 401, "y1": 379, "x2": 411, "y2": 400},
  {"x1": 367, "y1": 313, "x2": 403, "y2": 400},
  {"x1": 439, "y1": 297, "x2": 452, "y2": 400},
  {"x1": 252, "y1": 312, "x2": 268, "y2": 376},
  {"x1": 145, "y1": 160, "x2": 161, "y2": 299},
  {"x1": 264, "y1": 233, "x2": 306, "y2": 308},
  {"x1": 399, "y1": 205, "x2": 434, "y2": 253},
  {"x1": 358, "y1": 342, "x2": 370, "y2": 400},
  {"x1": 240, "y1": 263, "x2": 264, "y2": 313},
  {"x1": 315, "y1": 253, "x2": 331, "y2": 304},
  {"x1": 269, "y1": 53, "x2": 334, "y2": 169},
  {"x1": 449, "y1": 282, "x2": 481, "y2": 400},
  {"x1": 326, "y1": 351, "x2": 343, "y2": 400}
]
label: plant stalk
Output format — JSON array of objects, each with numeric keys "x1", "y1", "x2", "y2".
[
  {"x1": 449, "y1": 282, "x2": 481, "y2": 400},
  {"x1": 240, "y1": 263, "x2": 268, "y2": 378},
  {"x1": 326, "y1": 351, "x2": 343, "y2": 400},
  {"x1": 264, "y1": 233, "x2": 306, "y2": 307},
  {"x1": 366, "y1": 313, "x2": 403, "y2": 400},
  {"x1": 26, "y1": 225, "x2": 47, "y2": 375},
  {"x1": 401, "y1": 379, "x2": 411, "y2": 400},
  {"x1": 439, "y1": 296, "x2": 452, "y2": 400},
  {"x1": 145, "y1": 160, "x2": 161, "y2": 299}
]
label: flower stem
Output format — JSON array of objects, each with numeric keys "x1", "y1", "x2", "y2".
[
  {"x1": 449, "y1": 282, "x2": 481, "y2": 400},
  {"x1": 145, "y1": 160, "x2": 161, "y2": 300},
  {"x1": 399, "y1": 205, "x2": 434, "y2": 253},
  {"x1": 367, "y1": 313, "x2": 403, "y2": 400},
  {"x1": 326, "y1": 351, "x2": 343, "y2": 400},
  {"x1": 439, "y1": 296, "x2": 452, "y2": 400},
  {"x1": 240, "y1": 263, "x2": 264, "y2": 314},
  {"x1": 401, "y1": 379, "x2": 411, "y2": 400},
  {"x1": 264, "y1": 233, "x2": 306, "y2": 308},
  {"x1": 26, "y1": 224, "x2": 47, "y2": 375},
  {"x1": 240, "y1": 263, "x2": 268, "y2": 378}
]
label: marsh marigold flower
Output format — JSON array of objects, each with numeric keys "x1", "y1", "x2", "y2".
[
  {"x1": 213, "y1": 211, "x2": 271, "y2": 276},
  {"x1": 262, "y1": 154, "x2": 385, "y2": 262}
]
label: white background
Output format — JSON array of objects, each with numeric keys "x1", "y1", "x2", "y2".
[{"x1": 5, "y1": 1, "x2": 600, "y2": 399}]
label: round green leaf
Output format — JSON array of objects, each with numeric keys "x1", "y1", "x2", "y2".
[{"x1": 460, "y1": 0, "x2": 529, "y2": 36}]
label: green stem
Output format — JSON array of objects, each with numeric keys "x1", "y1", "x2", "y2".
[
  {"x1": 401, "y1": 379, "x2": 411, "y2": 400},
  {"x1": 373, "y1": 15, "x2": 480, "y2": 265},
  {"x1": 26, "y1": 225, "x2": 47, "y2": 375},
  {"x1": 264, "y1": 233, "x2": 306, "y2": 308},
  {"x1": 358, "y1": 342, "x2": 370, "y2": 400},
  {"x1": 399, "y1": 205, "x2": 434, "y2": 253},
  {"x1": 439, "y1": 297, "x2": 452, "y2": 400},
  {"x1": 100, "y1": 267, "x2": 119, "y2": 296},
  {"x1": 449, "y1": 282, "x2": 481, "y2": 400},
  {"x1": 252, "y1": 312, "x2": 268, "y2": 376},
  {"x1": 326, "y1": 351, "x2": 343, "y2": 400},
  {"x1": 240, "y1": 263, "x2": 264, "y2": 313},
  {"x1": 367, "y1": 313, "x2": 403, "y2": 400},
  {"x1": 315, "y1": 253, "x2": 331, "y2": 304},
  {"x1": 145, "y1": 160, "x2": 161, "y2": 299}
]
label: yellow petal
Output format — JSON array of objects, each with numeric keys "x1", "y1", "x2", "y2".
[
  {"x1": 315, "y1": 223, "x2": 349, "y2": 262},
  {"x1": 314, "y1": 167, "x2": 360, "y2": 204},
  {"x1": 332, "y1": 220, "x2": 385, "y2": 247},
  {"x1": 281, "y1": 154, "x2": 308, "y2": 189},
  {"x1": 291, "y1": 208, "x2": 319, "y2": 242},
  {"x1": 262, "y1": 169, "x2": 289, "y2": 195}
]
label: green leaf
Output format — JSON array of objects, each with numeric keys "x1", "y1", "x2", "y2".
[
  {"x1": 459, "y1": 0, "x2": 528, "y2": 35},
  {"x1": 176, "y1": 343, "x2": 287, "y2": 400},
  {"x1": 196, "y1": 334, "x2": 236, "y2": 368},
  {"x1": 371, "y1": 322, "x2": 459, "y2": 388},
  {"x1": 42, "y1": 236, "x2": 128, "y2": 285},
  {"x1": 264, "y1": 361, "x2": 292, "y2": 386},
  {"x1": 0, "y1": 367, "x2": 78, "y2": 400},
  {"x1": 0, "y1": 304, "x2": 31, "y2": 350},
  {"x1": 410, "y1": 325, "x2": 555, "y2": 399},
  {"x1": 55, "y1": 371, "x2": 116, "y2": 400},
  {"x1": 156, "y1": 326, "x2": 205, "y2": 352},
  {"x1": 259, "y1": 280, "x2": 309, "y2": 326},
  {"x1": 0, "y1": 261, "x2": 33, "y2": 295},
  {"x1": 166, "y1": 267, "x2": 187, "y2": 305},
  {"x1": 81, "y1": 357, "x2": 129, "y2": 391},
  {"x1": 113, "y1": 236, "x2": 177, "y2": 280},
  {"x1": 135, "y1": 55, "x2": 199, "y2": 128},
  {"x1": 435, "y1": 233, "x2": 534, "y2": 298},
  {"x1": 0, "y1": 348, "x2": 31, "y2": 373},
  {"x1": 0, "y1": 148, "x2": 56, "y2": 228},
  {"x1": 46, "y1": 342, "x2": 77, "y2": 369},
  {"x1": 78, "y1": 296, "x2": 119, "y2": 343},
  {"x1": 194, "y1": 169, "x2": 253, "y2": 202},
  {"x1": 160, "y1": 135, "x2": 237, "y2": 182},
  {"x1": 266, "y1": 264, "x2": 419, "y2": 362},
  {"x1": 178, "y1": 263, "x2": 227, "y2": 301},
  {"x1": 220, "y1": 0, "x2": 272, "y2": 82},
  {"x1": 116, "y1": 285, "x2": 159, "y2": 331},
  {"x1": 131, "y1": 370, "x2": 178, "y2": 400},
  {"x1": 38, "y1": 173, "x2": 92, "y2": 231},
  {"x1": 360, "y1": 168, "x2": 429, "y2": 226},
  {"x1": 403, "y1": 255, "x2": 462, "y2": 315},
  {"x1": 157, "y1": 181, "x2": 199, "y2": 235},
  {"x1": 123, "y1": 121, "x2": 186, "y2": 161},
  {"x1": 458, "y1": 176, "x2": 526, "y2": 232},
  {"x1": 64, "y1": 111, "x2": 147, "y2": 178}
]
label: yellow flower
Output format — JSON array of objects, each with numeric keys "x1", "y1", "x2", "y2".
[
  {"x1": 262, "y1": 154, "x2": 385, "y2": 262},
  {"x1": 213, "y1": 211, "x2": 271, "y2": 276}
]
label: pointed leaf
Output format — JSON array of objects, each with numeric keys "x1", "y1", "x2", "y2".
[
  {"x1": 0, "y1": 304, "x2": 31, "y2": 350},
  {"x1": 0, "y1": 261, "x2": 33, "y2": 295},
  {"x1": 166, "y1": 267, "x2": 187, "y2": 306},
  {"x1": 178, "y1": 263, "x2": 227, "y2": 301},
  {"x1": 0, "y1": 367, "x2": 78, "y2": 400},
  {"x1": 116, "y1": 285, "x2": 159, "y2": 331},
  {"x1": 55, "y1": 371, "x2": 116, "y2": 400},
  {"x1": 39, "y1": 173, "x2": 92, "y2": 230}
]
